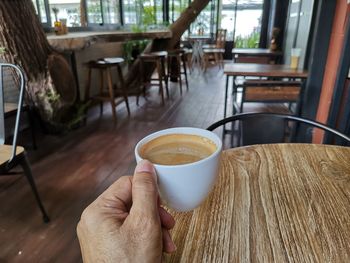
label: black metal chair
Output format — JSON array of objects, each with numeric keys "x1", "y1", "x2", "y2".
[
  {"x1": 207, "y1": 112, "x2": 350, "y2": 148},
  {"x1": 0, "y1": 63, "x2": 49, "y2": 223}
]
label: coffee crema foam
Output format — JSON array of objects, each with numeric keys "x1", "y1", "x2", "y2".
[{"x1": 139, "y1": 134, "x2": 217, "y2": 165}]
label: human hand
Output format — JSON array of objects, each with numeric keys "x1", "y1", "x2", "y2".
[{"x1": 77, "y1": 160, "x2": 176, "y2": 263}]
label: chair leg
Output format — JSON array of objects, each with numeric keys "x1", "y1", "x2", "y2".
[
  {"x1": 84, "y1": 67, "x2": 92, "y2": 102},
  {"x1": 181, "y1": 54, "x2": 189, "y2": 90},
  {"x1": 20, "y1": 155, "x2": 50, "y2": 223},
  {"x1": 27, "y1": 109, "x2": 37, "y2": 150},
  {"x1": 156, "y1": 60, "x2": 165, "y2": 105},
  {"x1": 116, "y1": 64, "x2": 130, "y2": 116},
  {"x1": 99, "y1": 69, "x2": 104, "y2": 115},
  {"x1": 186, "y1": 53, "x2": 192, "y2": 73},
  {"x1": 177, "y1": 55, "x2": 183, "y2": 95},
  {"x1": 106, "y1": 68, "x2": 117, "y2": 122},
  {"x1": 137, "y1": 59, "x2": 146, "y2": 106},
  {"x1": 220, "y1": 53, "x2": 224, "y2": 68},
  {"x1": 161, "y1": 57, "x2": 169, "y2": 99}
]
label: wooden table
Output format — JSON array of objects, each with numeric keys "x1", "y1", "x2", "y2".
[
  {"x1": 223, "y1": 63, "x2": 308, "y2": 119},
  {"x1": 232, "y1": 48, "x2": 283, "y2": 63},
  {"x1": 224, "y1": 63, "x2": 308, "y2": 78},
  {"x1": 166, "y1": 144, "x2": 350, "y2": 262}
]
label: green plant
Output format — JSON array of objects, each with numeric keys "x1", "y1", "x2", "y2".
[
  {"x1": 123, "y1": 24, "x2": 150, "y2": 64},
  {"x1": 142, "y1": 5, "x2": 156, "y2": 25},
  {"x1": 131, "y1": 24, "x2": 146, "y2": 33},
  {"x1": 235, "y1": 31, "x2": 260, "y2": 48},
  {"x1": 123, "y1": 39, "x2": 149, "y2": 64},
  {"x1": 65, "y1": 101, "x2": 91, "y2": 130}
]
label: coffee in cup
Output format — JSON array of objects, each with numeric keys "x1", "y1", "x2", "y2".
[
  {"x1": 135, "y1": 127, "x2": 222, "y2": 212},
  {"x1": 139, "y1": 134, "x2": 217, "y2": 165}
]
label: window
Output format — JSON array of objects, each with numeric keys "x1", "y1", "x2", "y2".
[
  {"x1": 31, "y1": 0, "x2": 265, "y2": 44},
  {"x1": 123, "y1": 0, "x2": 141, "y2": 24},
  {"x1": 154, "y1": 0, "x2": 163, "y2": 25},
  {"x1": 123, "y1": 0, "x2": 163, "y2": 26},
  {"x1": 86, "y1": 0, "x2": 103, "y2": 24},
  {"x1": 49, "y1": 0, "x2": 82, "y2": 27},
  {"x1": 102, "y1": 0, "x2": 120, "y2": 24},
  {"x1": 221, "y1": 0, "x2": 263, "y2": 46},
  {"x1": 31, "y1": 0, "x2": 122, "y2": 27},
  {"x1": 32, "y1": 0, "x2": 48, "y2": 23},
  {"x1": 190, "y1": 0, "x2": 218, "y2": 37},
  {"x1": 169, "y1": 0, "x2": 188, "y2": 23},
  {"x1": 85, "y1": 0, "x2": 121, "y2": 25}
]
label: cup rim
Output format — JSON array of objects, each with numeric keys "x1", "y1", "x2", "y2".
[{"x1": 135, "y1": 127, "x2": 222, "y2": 168}]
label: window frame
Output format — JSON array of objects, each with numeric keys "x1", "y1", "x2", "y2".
[
  {"x1": 34, "y1": 0, "x2": 271, "y2": 46},
  {"x1": 37, "y1": 0, "x2": 124, "y2": 31}
]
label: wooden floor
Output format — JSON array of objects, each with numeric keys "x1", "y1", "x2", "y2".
[{"x1": 0, "y1": 66, "x2": 287, "y2": 262}]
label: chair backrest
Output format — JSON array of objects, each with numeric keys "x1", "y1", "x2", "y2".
[
  {"x1": 216, "y1": 29, "x2": 227, "y2": 49},
  {"x1": 241, "y1": 80, "x2": 303, "y2": 114},
  {"x1": 207, "y1": 112, "x2": 350, "y2": 147},
  {"x1": 0, "y1": 63, "x2": 26, "y2": 162}
]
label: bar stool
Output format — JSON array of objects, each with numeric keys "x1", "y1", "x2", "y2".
[
  {"x1": 84, "y1": 57, "x2": 130, "y2": 122},
  {"x1": 182, "y1": 48, "x2": 193, "y2": 72},
  {"x1": 138, "y1": 51, "x2": 169, "y2": 105},
  {"x1": 167, "y1": 49, "x2": 189, "y2": 95}
]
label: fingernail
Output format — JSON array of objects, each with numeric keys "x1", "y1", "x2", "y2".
[{"x1": 135, "y1": 160, "x2": 156, "y2": 175}]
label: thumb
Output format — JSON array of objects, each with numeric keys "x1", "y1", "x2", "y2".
[{"x1": 130, "y1": 160, "x2": 159, "y2": 218}]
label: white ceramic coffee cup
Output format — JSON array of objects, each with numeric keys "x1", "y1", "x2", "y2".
[{"x1": 135, "y1": 127, "x2": 222, "y2": 212}]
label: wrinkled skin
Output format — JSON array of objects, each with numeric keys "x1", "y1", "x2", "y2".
[{"x1": 77, "y1": 161, "x2": 176, "y2": 263}]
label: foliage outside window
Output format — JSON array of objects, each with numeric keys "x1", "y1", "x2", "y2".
[
  {"x1": 235, "y1": 30, "x2": 260, "y2": 48},
  {"x1": 86, "y1": 0, "x2": 121, "y2": 24},
  {"x1": 86, "y1": 0, "x2": 102, "y2": 24},
  {"x1": 221, "y1": 0, "x2": 263, "y2": 46}
]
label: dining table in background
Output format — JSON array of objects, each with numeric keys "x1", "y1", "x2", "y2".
[
  {"x1": 187, "y1": 35, "x2": 211, "y2": 72},
  {"x1": 232, "y1": 48, "x2": 283, "y2": 64},
  {"x1": 223, "y1": 63, "x2": 308, "y2": 119},
  {"x1": 165, "y1": 143, "x2": 350, "y2": 262}
]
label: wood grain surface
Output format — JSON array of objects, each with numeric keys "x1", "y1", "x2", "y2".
[
  {"x1": 224, "y1": 63, "x2": 308, "y2": 78},
  {"x1": 165, "y1": 144, "x2": 350, "y2": 262}
]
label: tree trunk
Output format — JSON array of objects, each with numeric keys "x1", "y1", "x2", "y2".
[
  {"x1": 125, "y1": 0, "x2": 210, "y2": 90},
  {"x1": 0, "y1": 0, "x2": 76, "y2": 127}
]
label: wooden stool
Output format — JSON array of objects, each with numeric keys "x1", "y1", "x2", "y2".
[
  {"x1": 138, "y1": 51, "x2": 169, "y2": 105},
  {"x1": 182, "y1": 48, "x2": 193, "y2": 72},
  {"x1": 85, "y1": 57, "x2": 130, "y2": 122},
  {"x1": 168, "y1": 49, "x2": 189, "y2": 94},
  {"x1": 203, "y1": 48, "x2": 225, "y2": 71}
]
